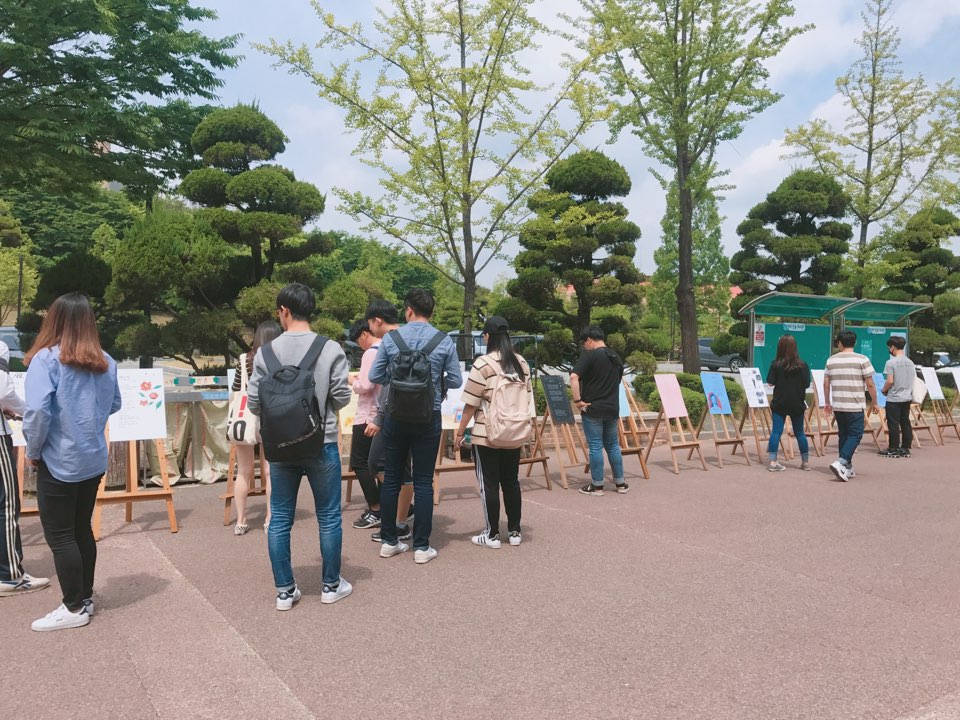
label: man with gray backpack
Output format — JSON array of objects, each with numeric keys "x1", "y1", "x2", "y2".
[
  {"x1": 369, "y1": 288, "x2": 462, "y2": 564},
  {"x1": 248, "y1": 283, "x2": 353, "y2": 610}
]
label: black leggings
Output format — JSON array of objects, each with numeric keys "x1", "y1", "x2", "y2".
[
  {"x1": 350, "y1": 425, "x2": 380, "y2": 509},
  {"x1": 35, "y1": 464, "x2": 101, "y2": 612},
  {"x1": 473, "y1": 445, "x2": 522, "y2": 539}
]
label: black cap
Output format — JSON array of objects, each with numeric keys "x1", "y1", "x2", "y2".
[{"x1": 482, "y1": 315, "x2": 509, "y2": 335}]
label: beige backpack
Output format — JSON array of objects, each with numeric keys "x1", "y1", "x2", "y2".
[{"x1": 483, "y1": 356, "x2": 531, "y2": 448}]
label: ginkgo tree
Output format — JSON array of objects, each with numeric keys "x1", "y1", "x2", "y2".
[{"x1": 260, "y1": 0, "x2": 604, "y2": 333}]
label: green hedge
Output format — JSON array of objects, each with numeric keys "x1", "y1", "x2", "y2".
[{"x1": 922, "y1": 386, "x2": 956, "y2": 412}]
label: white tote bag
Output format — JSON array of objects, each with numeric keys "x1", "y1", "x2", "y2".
[{"x1": 226, "y1": 354, "x2": 260, "y2": 445}]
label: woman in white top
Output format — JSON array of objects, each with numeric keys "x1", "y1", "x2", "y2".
[{"x1": 231, "y1": 321, "x2": 281, "y2": 535}]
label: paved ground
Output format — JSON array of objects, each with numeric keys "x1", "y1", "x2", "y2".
[{"x1": 4, "y1": 436, "x2": 960, "y2": 720}]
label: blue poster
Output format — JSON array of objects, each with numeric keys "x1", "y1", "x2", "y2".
[
  {"x1": 873, "y1": 372, "x2": 887, "y2": 409},
  {"x1": 701, "y1": 372, "x2": 732, "y2": 415}
]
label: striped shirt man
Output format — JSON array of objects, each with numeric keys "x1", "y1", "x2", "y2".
[{"x1": 825, "y1": 351, "x2": 875, "y2": 412}]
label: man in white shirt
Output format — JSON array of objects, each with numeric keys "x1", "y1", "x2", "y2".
[{"x1": 0, "y1": 341, "x2": 50, "y2": 596}]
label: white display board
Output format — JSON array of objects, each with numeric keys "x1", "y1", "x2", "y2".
[
  {"x1": 920, "y1": 367, "x2": 945, "y2": 402},
  {"x1": 811, "y1": 369, "x2": 828, "y2": 408},
  {"x1": 440, "y1": 385, "x2": 467, "y2": 431},
  {"x1": 950, "y1": 368, "x2": 960, "y2": 397},
  {"x1": 739, "y1": 367, "x2": 769, "y2": 409},
  {"x1": 108, "y1": 369, "x2": 168, "y2": 442},
  {"x1": 7, "y1": 372, "x2": 25, "y2": 448}
]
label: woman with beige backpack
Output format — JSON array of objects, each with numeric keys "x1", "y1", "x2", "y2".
[
  {"x1": 455, "y1": 316, "x2": 532, "y2": 549},
  {"x1": 228, "y1": 320, "x2": 282, "y2": 535}
]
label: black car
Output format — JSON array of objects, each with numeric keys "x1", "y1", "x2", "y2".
[
  {"x1": 698, "y1": 337, "x2": 744, "y2": 372},
  {"x1": 0, "y1": 327, "x2": 23, "y2": 361}
]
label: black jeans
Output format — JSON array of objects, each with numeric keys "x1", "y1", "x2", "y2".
[
  {"x1": 473, "y1": 445, "x2": 522, "y2": 538},
  {"x1": 349, "y1": 425, "x2": 380, "y2": 509},
  {"x1": 886, "y1": 401, "x2": 913, "y2": 450},
  {"x1": 35, "y1": 463, "x2": 101, "y2": 612},
  {"x1": 380, "y1": 411, "x2": 441, "y2": 550}
]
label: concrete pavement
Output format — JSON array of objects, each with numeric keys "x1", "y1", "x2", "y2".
[{"x1": 4, "y1": 438, "x2": 960, "y2": 719}]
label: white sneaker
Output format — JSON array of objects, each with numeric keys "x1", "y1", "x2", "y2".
[
  {"x1": 471, "y1": 533, "x2": 501, "y2": 549},
  {"x1": 830, "y1": 461, "x2": 849, "y2": 482},
  {"x1": 321, "y1": 577, "x2": 353, "y2": 604},
  {"x1": 380, "y1": 541, "x2": 409, "y2": 558},
  {"x1": 82, "y1": 598, "x2": 95, "y2": 617},
  {"x1": 31, "y1": 604, "x2": 90, "y2": 632},
  {"x1": 847, "y1": 467, "x2": 857, "y2": 478},
  {"x1": 509, "y1": 531, "x2": 522, "y2": 546},
  {"x1": 276, "y1": 586, "x2": 301, "y2": 611},
  {"x1": 0, "y1": 573, "x2": 50, "y2": 597},
  {"x1": 414, "y1": 547, "x2": 438, "y2": 564}
]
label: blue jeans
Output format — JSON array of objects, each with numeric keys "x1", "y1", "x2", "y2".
[
  {"x1": 267, "y1": 442, "x2": 342, "y2": 589},
  {"x1": 834, "y1": 411, "x2": 865, "y2": 466},
  {"x1": 768, "y1": 412, "x2": 809, "y2": 461},
  {"x1": 581, "y1": 415, "x2": 624, "y2": 486},
  {"x1": 381, "y1": 411, "x2": 442, "y2": 551}
]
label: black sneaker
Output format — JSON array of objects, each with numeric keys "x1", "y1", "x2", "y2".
[
  {"x1": 877, "y1": 449, "x2": 899, "y2": 458},
  {"x1": 370, "y1": 524, "x2": 412, "y2": 543},
  {"x1": 579, "y1": 483, "x2": 604, "y2": 497},
  {"x1": 897, "y1": 449, "x2": 911, "y2": 459},
  {"x1": 616, "y1": 482, "x2": 629, "y2": 494},
  {"x1": 352, "y1": 510, "x2": 381, "y2": 529}
]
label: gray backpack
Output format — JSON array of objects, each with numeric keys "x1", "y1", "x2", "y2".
[{"x1": 258, "y1": 336, "x2": 328, "y2": 461}]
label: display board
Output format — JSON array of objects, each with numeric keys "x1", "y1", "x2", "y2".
[
  {"x1": 739, "y1": 368, "x2": 769, "y2": 409},
  {"x1": 921, "y1": 367, "x2": 945, "y2": 401},
  {"x1": 873, "y1": 372, "x2": 887, "y2": 409},
  {"x1": 950, "y1": 368, "x2": 960, "y2": 394},
  {"x1": 440, "y1": 385, "x2": 469, "y2": 431},
  {"x1": 7, "y1": 372, "x2": 25, "y2": 447},
  {"x1": 618, "y1": 383, "x2": 631, "y2": 418},
  {"x1": 811, "y1": 369, "x2": 827, "y2": 407},
  {"x1": 654, "y1": 374, "x2": 688, "y2": 419},
  {"x1": 108, "y1": 369, "x2": 168, "y2": 442},
  {"x1": 540, "y1": 374, "x2": 574, "y2": 424},
  {"x1": 700, "y1": 372, "x2": 733, "y2": 415},
  {"x1": 848, "y1": 326, "x2": 907, "y2": 374},
  {"x1": 752, "y1": 322, "x2": 833, "y2": 380}
]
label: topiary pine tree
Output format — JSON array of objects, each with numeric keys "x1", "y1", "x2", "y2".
[
  {"x1": 179, "y1": 104, "x2": 325, "y2": 283},
  {"x1": 500, "y1": 150, "x2": 644, "y2": 365}
]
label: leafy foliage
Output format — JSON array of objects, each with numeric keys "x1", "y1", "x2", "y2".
[{"x1": 0, "y1": 0, "x2": 238, "y2": 193}]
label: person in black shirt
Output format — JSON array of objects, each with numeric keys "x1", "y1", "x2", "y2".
[
  {"x1": 765, "y1": 334, "x2": 812, "y2": 472},
  {"x1": 570, "y1": 326, "x2": 627, "y2": 496}
]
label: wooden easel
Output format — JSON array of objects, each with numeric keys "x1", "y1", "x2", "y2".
[
  {"x1": 616, "y1": 380, "x2": 651, "y2": 479},
  {"x1": 693, "y1": 409, "x2": 750, "y2": 468},
  {"x1": 220, "y1": 444, "x2": 269, "y2": 526},
  {"x1": 786, "y1": 403, "x2": 824, "y2": 457},
  {"x1": 645, "y1": 409, "x2": 707, "y2": 475},
  {"x1": 535, "y1": 405, "x2": 589, "y2": 489},
  {"x1": 15, "y1": 447, "x2": 38, "y2": 517},
  {"x1": 432, "y1": 428, "x2": 477, "y2": 505},
  {"x1": 911, "y1": 403, "x2": 940, "y2": 447},
  {"x1": 932, "y1": 398, "x2": 960, "y2": 443},
  {"x1": 808, "y1": 383, "x2": 840, "y2": 452},
  {"x1": 864, "y1": 402, "x2": 887, "y2": 450},
  {"x1": 92, "y1": 439, "x2": 177, "y2": 541}
]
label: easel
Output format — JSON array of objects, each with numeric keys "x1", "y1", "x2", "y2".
[
  {"x1": 911, "y1": 403, "x2": 940, "y2": 447},
  {"x1": 808, "y1": 383, "x2": 840, "y2": 452},
  {"x1": 14, "y1": 447, "x2": 38, "y2": 517},
  {"x1": 220, "y1": 444, "x2": 269, "y2": 526},
  {"x1": 864, "y1": 401, "x2": 887, "y2": 450},
  {"x1": 432, "y1": 428, "x2": 476, "y2": 505},
  {"x1": 693, "y1": 409, "x2": 750, "y2": 468},
  {"x1": 92, "y1": 438, "x2": 177, "y2": 541},
  {"x1": 616, "y1": 380, "x2": 651, "y2": 479},
  {"x1": 645, "y1": 409, "x2": 707, "y2": 475},
  {"x1": 535, "y1": 405, "x2": 589, "y2": 489},
  {"x1": 932, "y1": 397, "x2": 960, "y2": 443},
  {"x1": 786, "y1": 401, "x2": 824, "y2": 457}
]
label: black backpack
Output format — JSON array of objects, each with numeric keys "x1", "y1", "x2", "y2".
[
  {"x1": 257, "y1": 336, "x2": 329, "y2": 461},
  {"x1": 386, "y1": 329, "x2": 448, "y2": 424}
]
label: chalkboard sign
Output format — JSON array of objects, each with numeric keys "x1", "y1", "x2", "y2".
[{"x1": 541, "y1": 374, "x2": 575, "y2": 425}]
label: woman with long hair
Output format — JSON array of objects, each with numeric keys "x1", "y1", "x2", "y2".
[
  {"x1": 22, "y1": 293, "x2": 121, "y2": 631},
  {"x1": 455, "y1": 316, "x2": 531, "y2": 548},
  {"x1": 231, "y1": 320, "x2": 282, "y2": 535},
  {"x1": 765, "y1": 334, "x2": 812, "y2": 472}
]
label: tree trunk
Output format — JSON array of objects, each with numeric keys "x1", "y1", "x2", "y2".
[
  {"x1": 462, "y1": 273, "x2": 476, "y2": 336},
  {"x1": 576, "y1": 292, "x2": 591, "y2": 335},
  {"x1": 676, "y1": 178, "x2": 700, "y2": 374},
  {"x1": 250, "y1": 237, "x2": 263, "y2": 283},
  {"x1": 853, "y1": 221, "x2": 869, "y2": 299}
]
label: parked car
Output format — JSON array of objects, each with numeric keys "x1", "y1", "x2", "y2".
[
  {"x1": 698, "y1": 337, "x2": 744, "y2": 372},
  {"x1": 0, "y1": 327, "x2": 24, "y2": 361},
  {"x1": 933, "y1": 352, "x2": 952, "y2": 369}
]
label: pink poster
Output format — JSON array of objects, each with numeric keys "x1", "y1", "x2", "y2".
[{"x1": 655, "y1": 374, "x2": 688, "y2": 419}]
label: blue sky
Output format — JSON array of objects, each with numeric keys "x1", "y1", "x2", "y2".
[{"x1": 203, "y1": 0, "x2": 960, "y2": 284}]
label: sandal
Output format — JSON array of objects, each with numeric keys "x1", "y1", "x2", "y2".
[{"x1": 234, "y1": 524, "x2": 249, "y2": 536}]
